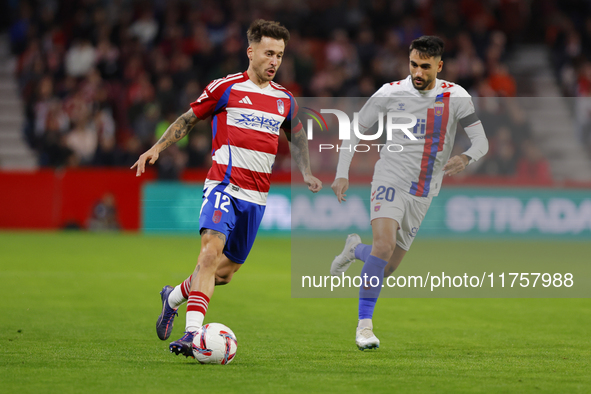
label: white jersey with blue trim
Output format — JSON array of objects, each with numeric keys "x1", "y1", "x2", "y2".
[{"x1": 355, "y1": 76, "x2": 475, "y2": 198}]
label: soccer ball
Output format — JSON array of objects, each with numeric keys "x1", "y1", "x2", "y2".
[{"x1": 192, "y1": 323, "x2": 238, "y2": 364}]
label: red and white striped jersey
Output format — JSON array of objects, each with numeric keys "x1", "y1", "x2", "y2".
[{"x1": 190, "y1": 71, "x2": 301, "y2": 205}]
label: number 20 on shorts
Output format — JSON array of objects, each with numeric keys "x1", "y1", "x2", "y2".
[{"x1": 375, "y1": 186, "x2": 395, "y2": 202}]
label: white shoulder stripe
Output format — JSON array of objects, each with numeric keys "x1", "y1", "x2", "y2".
[
  {"x1": 209, "y1": 75, "x2": 243, "y2": 92},
  {"x1": 206, "y1": 78, "x2": 223, "y2": 90},
  {"x1": 209, "y1": 73, "x2": 245, "y2": 92},
  {"x1": 208, "y1": 72, "x2": 242, "y2": 90},
  {"x1": 270, "y1": 81, "x2": 287, "y2": 91}
]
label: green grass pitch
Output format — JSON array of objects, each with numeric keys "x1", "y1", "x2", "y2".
[{"x1": 1, "y1": 232, "x2": 590, "y2": 393}]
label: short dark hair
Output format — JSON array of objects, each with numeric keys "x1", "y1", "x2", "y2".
[
  {"x1": 409, "y1": 36, "x2": 445, "y2": 59},
  {"x1": 247, "y1": 19, "x2": 290, "y2": 45}
]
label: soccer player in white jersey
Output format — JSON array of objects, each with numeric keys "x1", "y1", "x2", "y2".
[
  {"x1": 132, "y1": 20, "x2": 322, "y2": 358},
  {"x1": 330, "y1": 36, "x2": 489, "y2": 350}
]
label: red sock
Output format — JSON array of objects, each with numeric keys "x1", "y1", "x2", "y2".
[
  {"x1": 186, "y1": 291, "x2": 210, "y2": 331},
  {"x1": 181, "y1": 275, "x2": 192, "y2": 299},
  {"x1": 187, "y1": 291, "x2": 210, "y2": 315}
]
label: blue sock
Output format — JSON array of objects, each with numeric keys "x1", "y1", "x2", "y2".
[
  {"x1": 354, "y1": 243, "x2": 372, "y2": 262},
  {"x1": 358, "y1": 255, "x2": 388, "y2": 319},
  {"x1": 359, "y1": 298, "x2": 377, "y2": 320}
]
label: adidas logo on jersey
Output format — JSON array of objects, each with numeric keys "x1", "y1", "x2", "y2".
[{"x1": 239, "y1": 96, "x2": 253, "y2": 105}]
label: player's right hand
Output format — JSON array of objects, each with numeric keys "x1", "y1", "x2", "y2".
[
  {"x1": 331, "y1": 178, "x2": 349, "y2": 203},
  {"x1": 131, "y1": 147, "x2": 159, "y2": 177}
]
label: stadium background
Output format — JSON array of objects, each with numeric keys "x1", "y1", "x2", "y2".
[
  {"x1": 1, "y1": 1, "x2": 590, "y2": 393},
  {"x1": 1, "y1": 0, "x2": 591, "y2": 232}
]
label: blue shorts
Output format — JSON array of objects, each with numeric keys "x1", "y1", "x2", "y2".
[{"x1": 199, "y1": 184, "x2": 265, "y2": 264}]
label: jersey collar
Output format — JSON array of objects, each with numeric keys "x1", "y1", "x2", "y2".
[{"x1": 244, "y1": 70, "x2": 274, "y2": 91}]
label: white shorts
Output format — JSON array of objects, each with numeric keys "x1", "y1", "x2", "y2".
[{"x1": 370, "y1": 182, "x2": 433, "y2": 251}]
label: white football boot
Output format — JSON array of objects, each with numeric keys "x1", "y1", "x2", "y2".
[
  {"x1": 330, "y1": 233, "x2": 362, "y2": 276},
  {"x1": 355, "y1": 326, "x2": 380, "y2": 350}
]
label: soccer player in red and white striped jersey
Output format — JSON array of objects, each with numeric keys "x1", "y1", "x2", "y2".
[{"x1": 132, "y1": 20, "x2": 322, "y2": 358}]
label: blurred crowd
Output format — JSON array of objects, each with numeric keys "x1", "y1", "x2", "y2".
[
  {"x1": 7, "y1": 0, "x2": 552, "y2": 180},
  {"x1": 547, "y1": 0, "x2": 591, "y2": 156},
  {"x1": 454, "y1": 97, "x2": 552, "y2": 184}
]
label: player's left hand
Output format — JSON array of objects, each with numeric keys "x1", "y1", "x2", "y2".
[
  {"x1": 304, "y1": 174, "x2": 322, "y2": 193},
  {"x1": 443, "y1": 154, "x2": 470, "y2": 176},
  {"x1": 131, "y1": 146, "x2": 160, "y2": 177}
]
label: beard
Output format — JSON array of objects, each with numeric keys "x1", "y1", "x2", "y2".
[{"x1": 412, "y1": 77, "x2": 432, "y2": 91}]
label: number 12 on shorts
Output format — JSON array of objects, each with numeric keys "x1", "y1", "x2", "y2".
[
  {"x1": 375, "y1": 186, "x2": 395, "y2": 202},
  {"x1": 213, "y1": 191, "x2": 230, "y2": 213}
]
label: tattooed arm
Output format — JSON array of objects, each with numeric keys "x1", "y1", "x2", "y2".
[
  {"x1": 131, "y1": 109, "x2": 200, "y2": 176},
  {"x1": 285, "y1": 128, "x2": 322, "y2": 193},
  {"x1": 200, "y1": 229, "x2": 227, "y2": 243}
]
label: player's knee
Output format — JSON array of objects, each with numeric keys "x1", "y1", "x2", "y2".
[
  {"x1": 371, "y1": 239, "x2": 395, "y2": 261},
  {"x1": 197, "y1": 249, "x2": 222, "y2": 272},
  {"x1": 215, "y1": 273, "x2": 232, "y2": 285}
]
